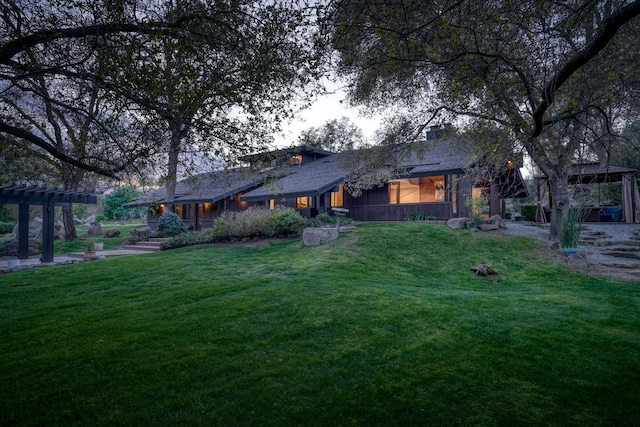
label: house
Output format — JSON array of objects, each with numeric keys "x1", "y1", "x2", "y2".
[{"x1": 128, "y1": 136, "x2": 529, "y2": 230}]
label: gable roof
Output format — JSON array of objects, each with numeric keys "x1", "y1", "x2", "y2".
[{"x1": 126, "y1": 169, "x2": 266, "y2": 207}]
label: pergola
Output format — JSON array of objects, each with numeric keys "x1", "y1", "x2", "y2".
[
  {"x1": 534, "y1": 163, "x2": 640, "y2": 223},
  {"x1": 0, "y1": 184, "x2": 99, "y2": 263}
]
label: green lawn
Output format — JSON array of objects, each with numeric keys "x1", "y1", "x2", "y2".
[{"x1": 1, "y1": 223, "x2": 639, "y2": 426}]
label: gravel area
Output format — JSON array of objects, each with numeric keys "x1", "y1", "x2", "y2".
[{"x1": 501, "y1": 221, "x2": 640, "y2": 242}]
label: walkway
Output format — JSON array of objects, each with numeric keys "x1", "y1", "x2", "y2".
[{"x1": 0, "y1": 248, "x2": 153, "y2": 273}]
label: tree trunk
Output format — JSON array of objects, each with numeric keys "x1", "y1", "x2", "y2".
[
  {"x1": 61, "y1": 204, "x2": 77, "y2": 240},
  {"x1": 164, "y1": 124, "x2": 184, "y2": 214},
  {"x1": 547, "y1": 170, "x2": 570, "y2": 240}
]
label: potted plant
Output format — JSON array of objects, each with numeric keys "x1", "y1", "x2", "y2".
[
  {"x1": 84, "y1": 240, "x2": 98, "y2": 260},
  {"x1": 559, "y1": 206, "x2": 585, "y2": 254}
]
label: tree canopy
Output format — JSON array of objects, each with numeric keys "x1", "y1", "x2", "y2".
[
  {"x1": 0, "y1": 0, "x2": 324, "y2": 188},
  {"x1": 327, "y1": 0, "x2": 640, "y2": 236}
]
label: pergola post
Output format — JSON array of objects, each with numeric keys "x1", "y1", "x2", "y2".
[
  {"x1": 41, "y1": 198, "x2": 56, "y2": 263},
  {"x1": 18, "y1": 203, "x2": 29, "y2": 260}
]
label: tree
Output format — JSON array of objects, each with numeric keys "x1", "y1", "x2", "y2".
[
  {"x1": 103, "y1": 187, "x2": 141, "y2": 220},
  {"x1": 298, "y1": 117, "x2": 367, "y2": 152},
  {"x1": 101, "y1": 0, "x2": 323, "y2": 209},
  {"x1": 327, "y1": 0, "x2": 640, "y2": 238}
]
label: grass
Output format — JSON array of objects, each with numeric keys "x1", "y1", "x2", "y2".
[
  {"x1": 52, "y1": 223, "x2": 143, "y2": 254},
  {"x1": 1, "y1": 223, "x2": 639, "y2": 426}
]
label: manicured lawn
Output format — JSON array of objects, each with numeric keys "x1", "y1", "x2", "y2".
[
  {"x1": 1, "y1": 223, "x2": 639, "y2": 426},
  {"x1": 53, "y1": 222, "x2": 143, "y2": 254}
]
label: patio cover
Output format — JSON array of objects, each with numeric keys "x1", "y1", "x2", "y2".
[
  {"x1": 534, "y1": 164, "x2": 640, "y2": 223},
  {"x1": 0, "y1": 183, "x2": 99, "y2": 262}
]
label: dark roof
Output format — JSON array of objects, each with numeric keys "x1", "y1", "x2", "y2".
[
  {"x1": 126, "y1": 169, "x2": 266, "y2": 207},
  {"x1": 568, "y1": 163, "x2": 637, "y2": 184},
  {"x1": 535, "y1": 163, "x2": 638, "y2": 184},
  {"x1": 0, "y1": 183, "x2": 99, "y2": 205},
  {"x1": 241, "y1": 153, "x2": 347, "y2": 201},
  {"x1": 239, "y1": 144, "x2": 335, "y2": 163},
  {"x1": 241, "y1": 140, "x2": 473, "y2": 201}
]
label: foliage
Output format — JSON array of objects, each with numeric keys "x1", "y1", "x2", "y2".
[
  {"x1": 560, "y1": 207, "x2": 587, "y2": 248},
  {"x1": 156, "y1": 212, "x2": 186, "y2": 237},
  {"x1": 103, "y1": 187, "x2": 142, "y2": 220},
  {"x1": 160, "y1": 230, "x2": 216, "y2": 250},
  {"x1": 0, "y1": 221, "x2": 13, "y2": 234},
  {"x1": 265, "y1": 208, "x2": 308, "y2": 236},
  {"x1": 406, "y1": 214, "x2": 438, "y2": 221},
  {"x1": 1, "y1": 223, "x2": 639, "y2": 425},
  {"x1": 297, "y1": 117, "x2": 367, "y2": 152},
  {"x1": 327, "y1": 1, "x2": 640, "y2": 238},
  {"x1": 520, "y1": 205, "x2": 537, "y2": 222},
  {"x1": 0, "y1": 204, "x2": 12, "y2": 223},
  {"x1": 209, "y1": 206, "x2": 306, "y2": 240}
]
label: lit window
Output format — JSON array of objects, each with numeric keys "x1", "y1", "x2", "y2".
[
  {"x1": 296, "y1": 197, "x2": 310, "y2": 208},
  {"x1": 269, "y1": 199, "x2": 275, "y2": 210},
  {"x1": 290, "y1": 155, "x2": 302, "y2": 165},
  {"x1": 388, "y1": 176, "x2": 446, "y2": 204},
  {"x1": 331, "y1": 185, "x2": 344, "y2": 206}
]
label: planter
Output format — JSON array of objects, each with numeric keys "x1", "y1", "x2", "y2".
[
  {"x1": 561, "y1": 248, "x2": 578, "y2": 255},
  {"x1": 83, "y1": 251, "x2": 98, "y2": 261}
]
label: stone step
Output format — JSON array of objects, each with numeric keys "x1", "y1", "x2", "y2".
[
  {"x1": 120, "y1": 244, "x2": 161, "y2": 252},
  {"x1": 121, "y1": 237, "x2": 172, "y2": 252}
]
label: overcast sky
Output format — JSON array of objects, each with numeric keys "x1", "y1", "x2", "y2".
[{"x1": 275, "y1": 82, "x2": 383, "y2": 147}]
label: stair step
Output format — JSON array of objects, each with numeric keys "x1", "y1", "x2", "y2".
[{"x1": 121, "y1": 244, "x2": 161, "y2": 252}]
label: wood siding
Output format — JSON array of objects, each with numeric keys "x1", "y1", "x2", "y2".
[{"x1": 346, "y1": 202, "x2": 453, "y2": 221}]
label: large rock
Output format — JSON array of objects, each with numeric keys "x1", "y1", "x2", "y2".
[
  {"x1": 103, "y1": 228, "x2": 121, "y2": 238},
  {"x1": 447, "y1": 217, "x2": 468, "y2": 229},
  {"x1": 0, "y1": 239, "x2": 42, "y2": 256},
  {"x1": 303, "y1": 227, "x2": 339, "y2": 247},
  {"x1": 87, "y1": 220, "x2": 102, "y2": 236},
  {"x1": 488, "y1": 215, "x2": 507, "y2": 229},
  {"x1": 478, "y1": 223, "x2": 499, "y2": 232},
  {"x1": 130, "y1": 227, "x2": 151, "y2": 239}
]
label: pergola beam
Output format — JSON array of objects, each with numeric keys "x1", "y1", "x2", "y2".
[{"x1": 0, "y1": 183, "x2": 99, "y2": 263}]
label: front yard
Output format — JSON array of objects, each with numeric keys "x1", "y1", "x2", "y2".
[{"x1": 1, "y1": 223, "x2": 639, "y2": 426}]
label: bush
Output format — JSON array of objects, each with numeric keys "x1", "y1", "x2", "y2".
[
  {"x1": 161, "y1": 230, "x2": 216, "y2": 250},
  {"x1": 156, "y1": 212, "x2": 186, "y2": 236},
  {"x1": 208, "y1": 206, "x2": 306, "y2": 240},
  {"x1": 265, "y1": 208, "x2": 307, "y2": 236},
  {"x1": 520, "y1": 204, "x2": 537, "y2": 221},
  {"x1": 0, "y1": 221, "x2": 13, "y2": 234},
  {"x1": 315, "y1": 213, "x2": 336, "y2": 225}
]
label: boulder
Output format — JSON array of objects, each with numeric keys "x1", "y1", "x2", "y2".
[
  {"x1": 130, "y1": 227, "x2": 151, "y2": 239},
  {"x1": 488, "y1": 215, "x2": 507, "y2": 229},
  {"x1": 302, "y1": 227, "x2": 339, "y2": 247},
  {"x1": 103, "y1": 228, "x2": 121, "y2": 238},
  {"x1": 447, "y1": 217, "x2": 468, "y2": 229},
  {"x1": 478, "y1": 223, "x2": 499, "y2": 232},
  {"x1": 0, "y1": 239, "x2": 42, "y2": 256},
  {"x1": 87, "y1": 220, "x2": 102, "y2": 236}
]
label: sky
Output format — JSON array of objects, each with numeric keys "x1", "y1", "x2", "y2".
[{"x1": 275, "y1": 84, "x2": 383, "y2": 148}]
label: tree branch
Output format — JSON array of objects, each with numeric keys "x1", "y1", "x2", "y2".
[{"x1": 531, "y1": 0, "x2": 640, "y2": 138}]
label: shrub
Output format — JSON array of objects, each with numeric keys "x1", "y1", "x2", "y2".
[
  {"x1": 315, "y1": 213, "x2": 336, "y2": 225},
  {"x1": 156, "y1": 212, "x2": 186, "y2": 236},
  {"x1": 161, "y1": 230, "x2": 216, "y2": 250},
  {"x1": 520, "y1": 204, "x2": 537, "y2": 221},
  {"x1": 207, "y1": 206, "x2": 306, "y2": 240},
  {"x1": 265, "y1": 208, "x2": 307, "y2": 236},
  {"x1": 0, "y1": 221, "x2": 13, "y2": 234}
]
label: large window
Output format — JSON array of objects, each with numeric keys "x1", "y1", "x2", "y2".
[{"x1": 388, "y1": 176, "x2": 446, "y2": 204}]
